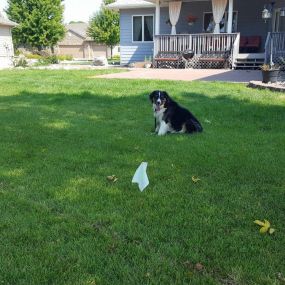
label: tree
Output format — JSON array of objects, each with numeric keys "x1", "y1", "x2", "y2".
[
  {"x1": 88, "y1": 0, "x2": 119, "y2": 59},
  {"x1": 6, "y1": 0, "x2": 65, "y2": 52}
]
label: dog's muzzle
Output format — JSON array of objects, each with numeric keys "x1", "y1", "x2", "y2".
[{"x1": 155, "y1": 102, "x2": 162, "y2": 112}]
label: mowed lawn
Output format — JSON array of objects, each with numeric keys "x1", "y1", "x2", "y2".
[{"x1": 0, "y1": 70, "x2": 284, "y2": 285}]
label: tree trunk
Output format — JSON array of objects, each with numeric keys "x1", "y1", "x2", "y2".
[{"x1": 110, "y1": 45, "x2": 113, "y2": 59}]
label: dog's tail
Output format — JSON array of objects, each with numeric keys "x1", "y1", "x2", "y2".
[{"x1": 185, "y1": 118, "x2": 203, "y2": 133}]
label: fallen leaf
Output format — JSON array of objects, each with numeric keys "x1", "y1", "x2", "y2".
[
  {"x1": 260, "y1": 226, "x2": 268, "y2": 234},
  {"x1": 264, "y1": 219, "x2": 271, "y2": 228},
  {"x1": 192, "y1": 176, "x2": 201, "y2": 183},
  {"x1": 277, "y1": 272, "x2": 285, "y2": 282},
  {"x1": 269, "y1": 228, "x2": 275, "y2": 234},
  {"x1": 204, "y1": 119, "x2": 211, "y2": 124},
  {"x1": 254, "y1": 220, "x2": 265, "y2": 227},
  {"x1": 107, "y1": 175, "x2": 118, "y2": 182},
  {"x1": 254, "y1": 219, "x2": 275, "y2": 235},
  {"x1": 195, "y1": 263, "x2": 204, "y2": 271}
]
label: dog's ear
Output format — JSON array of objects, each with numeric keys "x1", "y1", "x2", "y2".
[
  {"x1": 162, "y1": 91, "x2": 171, "y2": 107},
  {"x1": 162, "y1": 91, "x2": 170, "y2": 100},
  {"x1": 149, "y1": 91, "x2": 156, "y2": 103}
]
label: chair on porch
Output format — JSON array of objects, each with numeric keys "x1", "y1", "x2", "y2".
[
  {"x1": 246, "y1": 36, "x2": 262, "y2": 53},
  {"x1": 239, "y1": 36, "x2": 248, "y2": 53},
  {"x1": 153, "y1": 51, "x2": 186, "y2": 69}
]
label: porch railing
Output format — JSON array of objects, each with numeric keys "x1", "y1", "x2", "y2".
[
  {"x1": 154, "y1": 33, "x2": 239, "y2": 68},
  {"x1": 265, "y1": 32, "x2": 285, "y2": 65}
]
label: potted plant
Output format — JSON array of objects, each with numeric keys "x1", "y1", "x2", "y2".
[
  {"x1": 187, "y1": 15, "x2": 198, "y2": 26},
  {"x1": 260, "y1": 64, "x2": 280, "y2": 83}
]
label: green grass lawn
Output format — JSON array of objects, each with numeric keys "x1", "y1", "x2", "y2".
[{"x1": 0, "y1": 69, "x2": 284, "y2": 285}]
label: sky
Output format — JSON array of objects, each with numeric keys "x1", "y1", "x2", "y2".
[{"x1": 0, "y1": 0, "x2": 103, "y2": 23}]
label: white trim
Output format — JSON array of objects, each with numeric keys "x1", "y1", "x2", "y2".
[
  {"x1": 155, "y1": 0, "x2": 160, "y2": 35},
  {"x1": 132, "y1": 14, "x2": 154, "y2": 43},
  {"x1": 108, "y1": 0, "x2": 155, "y2": 10},
  {"x1": 226, "y1": 0, "x2": 233, "y2": 33}
]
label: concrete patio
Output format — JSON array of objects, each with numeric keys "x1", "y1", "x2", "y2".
[{"x1": 96, "y1": 68, "x2": 261, "y2": 83}]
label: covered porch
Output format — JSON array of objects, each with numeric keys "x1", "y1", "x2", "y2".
[{"x1": 147, "y1": 0, "x2": 285, "y2": 68}]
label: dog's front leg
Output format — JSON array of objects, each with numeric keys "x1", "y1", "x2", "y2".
[
  {"x1": 155, "y1": 121, "x2": 160, "y2": 133},
  {"x1": 158, "y1": 121, "x2": 169, "y2": 136}
]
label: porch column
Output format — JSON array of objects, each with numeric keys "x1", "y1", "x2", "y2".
[
  {"x1": 227, "y1": 0, "x2": 233, "y2": 33},
  {"x1": 155, "y1": 0, "x2": 160, "y2": 35}
]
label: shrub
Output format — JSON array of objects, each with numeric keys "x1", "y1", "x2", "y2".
[
  {"x1": 14, "y1": 55, "x2": 28, "y2": 68},
  {"x1": 57, "y1": 54, "x2": 73, "y2": 61},
  {"x1": 25, "y1": 54, "x2": 43, "y2": 60},
  {"x1": 38, "y1": 55, "x2": 59, "y2": 65}
]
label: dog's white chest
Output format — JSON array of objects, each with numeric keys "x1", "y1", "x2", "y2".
[{"x1": 154, "y1": 108, "x2": 165, "y2": 123}]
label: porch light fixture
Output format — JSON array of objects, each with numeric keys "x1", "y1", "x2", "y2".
[
  {"x1": 262, "y1": 2, "x2": 275, "y2": 22},
  {"x1": 280, "y1": 7, "x2": 285, "y2": 17},
  {"x1": 262, "y1": 7, "x2": 271, "y2": 22}
]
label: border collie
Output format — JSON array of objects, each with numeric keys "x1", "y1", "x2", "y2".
[{"x1": 149, "y1": 90, "x2": 203, "y2": 136}]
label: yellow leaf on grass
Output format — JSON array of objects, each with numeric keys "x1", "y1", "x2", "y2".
[
  {"x1": 192, "y1": 176, "x2": 201, "y2": 183},
  {"x1": 260, "y1": 226, "x2": 269, "y2": 234},
  {"x1": 254, "y1": 220, "x2": 265, "y2": 227},
  {"x1": 254, "y1": 219, "x2": 273, "y2": 234},
  {"x1": 264, "y1": 219, "x2": 271, "y2": 229},
  {"x1": 269, "y1": 228, "x2": 275, "y2": 234},
  {"x1": 107, "y1": 175, "x2": 118, "y2": 182}
]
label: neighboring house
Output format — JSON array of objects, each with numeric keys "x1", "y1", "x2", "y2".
[
  {"x1": 57, "y1": 22, "x2": 119, "y2": 59},
  {"x1": 109, "y1": 0, "x2": 285, "y2": 68},
  {"x1": 0, "y1": 12, "x2": 17, "y2": 68}
]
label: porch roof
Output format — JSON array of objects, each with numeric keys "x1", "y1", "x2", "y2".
[
  {"x1": 107, "y1": 0, "x2": 155, "y2": 10},
  {"x1": 108, "y1": 0, "x2": 211, "y2": 10}
]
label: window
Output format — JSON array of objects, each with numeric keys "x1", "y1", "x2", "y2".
[
  {"x1": 133, "y1": 15, "x2": 154, "y2": 42},
  {"x1": 203, "y1": 11, "x2": 238, "y2": 33}
]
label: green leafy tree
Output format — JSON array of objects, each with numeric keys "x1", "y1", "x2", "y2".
[
  {"x1": 6, "y1": 0, "x2": 65, "y2": 52},
  {"x1": 88, "y1": 0, "x2": 119, "y2": 59}
]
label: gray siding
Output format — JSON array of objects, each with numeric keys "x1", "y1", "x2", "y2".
[
  {"x1": 120, "y1": 8, "x2": 155, "y2": 65},
  {"x1": 159, "y1": 0, "x2": 271, "y2": 49}
]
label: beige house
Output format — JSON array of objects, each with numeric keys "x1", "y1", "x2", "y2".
[
  {"x1": 57, "y1": 22, "x2": 112, "y2": 59},
  {"x1": 0, "y1": 12, "x2": 17, "y2": 68}
]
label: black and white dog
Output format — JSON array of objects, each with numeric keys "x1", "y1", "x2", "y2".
[{"x1": 149, "y1": 90, "x2": 203, "y2": 136}]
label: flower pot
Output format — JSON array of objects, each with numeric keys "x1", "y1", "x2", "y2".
[
  {"x1": 278, "y1": 70, "x2": 285, "y2": 82},
  {"x1": 262, "y1": 69, "x2": 279, "y2": 83}
]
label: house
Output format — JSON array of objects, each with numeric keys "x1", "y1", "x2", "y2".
[
  {"x1": 57, "y1": 22, "x2": 119, "y2": 59},
  {"x1": 108, "y1": 0, "x2": 285, "y2": 68},
  {"x1": 0, "y1": 12, "x2": 17, "y2": 68}
]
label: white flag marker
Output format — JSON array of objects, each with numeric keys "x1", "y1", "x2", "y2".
[{"x1": 132, "y1": 162, "x2": 149, "y2": 191}]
